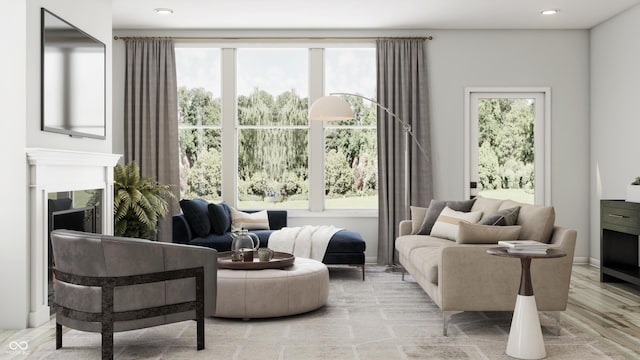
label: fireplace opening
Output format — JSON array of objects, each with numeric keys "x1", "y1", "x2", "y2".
[{"x1": 48, "y1": 189, "x2": 103, "y2": 313}]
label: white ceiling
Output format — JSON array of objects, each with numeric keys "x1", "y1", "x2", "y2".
[{"x1": 112, "y1": 0, "x2": 640, "y2": 30}]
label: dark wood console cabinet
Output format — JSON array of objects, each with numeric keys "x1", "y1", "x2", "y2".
[{"x1": 601, "y1": 200, "x2": 640, "y2": 285}]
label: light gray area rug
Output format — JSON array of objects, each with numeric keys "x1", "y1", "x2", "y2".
[{"x1": 3, "y1": 266, "x2": 625, "y2": 359}]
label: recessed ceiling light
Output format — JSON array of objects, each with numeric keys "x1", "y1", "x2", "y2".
[
  {"x1": 540, "y1": 9, "x2": 559, "y2": 15},
  {"x1": 154, "y1": 8, "x2": 174, "y2": 15}
]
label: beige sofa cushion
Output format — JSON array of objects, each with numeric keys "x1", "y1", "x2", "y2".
[
  {"x1": 457, "y1": 223, "x2": 522, "y2": 244},
  {"x1": 410, "y1": 206, "x2": 428, "y2": 234},
  {"x1": 410, "y1": 246, "x2": 442, "y2": 285},
  {"x1": 395, "y1": 235, "x2": 453, "y2": 258},
  {"x1": 471, "y1": 196, "x2": 504, "y2": 221},
  {"x1": 499, "y1": 200, "x2": 555, "y2": 243}
]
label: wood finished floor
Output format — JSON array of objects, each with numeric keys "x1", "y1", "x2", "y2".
[
  {"x1": 1, "y1": 264, "x2": 639, "y2": 359},
  {"x1": 564, "y1": 265, "x2": 640, "y2": 359}
]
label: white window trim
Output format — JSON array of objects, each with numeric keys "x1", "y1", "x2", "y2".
[
  {"x1": 463, "y1": 87, "x2": 551, "y2": 205},
  {"x1": 177, "y1": 44, "x2": 378, "y2": 212}
]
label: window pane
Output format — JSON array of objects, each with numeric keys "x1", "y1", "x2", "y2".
[
  {"x1": 179, "y1": 129, "x2": 222, "y2": 201},
  {"x1": 237, "y1": 49, "x2": 309, "y2": 209},
  {"x1": 237, "y1": 89, "x2": 308, "y2": 126},
  {"x1": 477, "y1": 98, "x2": 535, "y2": 204},
  {"x1": 325, "y1": 128, "x2": 377, "y2": 209},
  {"x1": 237, "y1": 129, "x2": 308, "y2": 209},
  {"x1": 237, "y1": 49, "x2": 308, "y2": 126},
  {"x1": 325, "y1": 48, "x2": 377, "y2": 209},
  {"x1": 176, "y1": 48, "x2": 222, "y2": 201}
]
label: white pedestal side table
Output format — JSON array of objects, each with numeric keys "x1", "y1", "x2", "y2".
[{"x1": 487, "y1": 247, "x2": 567, "y2": 360}]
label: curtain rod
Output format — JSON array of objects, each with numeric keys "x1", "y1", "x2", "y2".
[{"x1": 113, "y1": 35, "x2": 433, "y2": 41}]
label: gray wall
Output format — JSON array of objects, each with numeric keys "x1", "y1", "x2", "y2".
[
  {"x1": 0, "y1": 0, "x2": 112, "y2": 329},
  {"x1": 427, "y1": 30, "x2": 591, "y2": 261},
  {"x1": 590, "y1": 4, "x2": 640, "y2": 264}
]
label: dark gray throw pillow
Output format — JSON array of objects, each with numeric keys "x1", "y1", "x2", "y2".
[
  {"x1": 479, "y1": 206, "x2": 520, "y2": 226},
  {"x1": 416, "y1": 198, "x2": 476, "y2": 235},
  {"x1": 179, "y1": 198, "x2": 211, "y2": 238},
  {"x1": 208, "y1": 202, "x2": 231, "y2": 235}
]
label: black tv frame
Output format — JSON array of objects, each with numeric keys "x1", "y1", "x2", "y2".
[{"x1": 40, "y1": 8, "x2": 106, "y2": 139}]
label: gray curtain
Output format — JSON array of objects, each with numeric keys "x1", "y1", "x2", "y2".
[
  {"x1": 377, "y1": 39, "x2": 433, "y2": 265},
  {"x1": 124, "y1": 39, "x2": 179, "y2": 242}
]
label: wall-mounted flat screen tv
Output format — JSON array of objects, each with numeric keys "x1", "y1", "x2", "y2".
[{"x1": 41, "y1": 8, "x2": 106, "y2": 139}]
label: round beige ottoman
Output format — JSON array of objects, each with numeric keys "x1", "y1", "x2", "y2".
[{"x1": 215, "y1": 257, "x2": 329, "y2": 319}]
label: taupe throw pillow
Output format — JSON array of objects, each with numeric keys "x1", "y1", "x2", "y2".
[
  {"x1": 457, "y1": 222, "x2": 522, "y2": 244},
  {"x1": 430, "y1": 207, "x2": 483, "y2": 241},
  {"x1": 416, "y1": 198, "x2": 476, "y2": 235},
  {"x1": 479, "y1": 206, "x2": 520, "y2": 226}
]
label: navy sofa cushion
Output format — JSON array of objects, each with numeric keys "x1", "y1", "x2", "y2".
[
  {"x1": 208, "y1": 202, "x2": 231, "y2": 235},
  {"x1": 179, "y1": 199, "x2": 210, "y2": 237},
  {"x1": 325, "y1": 230, "x2": 366, "y2": 253}
]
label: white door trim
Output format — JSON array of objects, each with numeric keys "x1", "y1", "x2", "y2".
[{"x1": 463, "y1": 87, "x2": 551, "y2": 205}]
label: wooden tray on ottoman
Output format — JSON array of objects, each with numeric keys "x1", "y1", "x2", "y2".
[{"x1": 217, "y1": 251, "x2": 295, "y2": 270}]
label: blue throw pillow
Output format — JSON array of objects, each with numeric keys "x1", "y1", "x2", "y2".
[
  {"x1": 179, "y1": 199, "x2": 211, "y2": 238},
  {"x1": 208, "y1": 202, "x2": 231, "y2": 235}
]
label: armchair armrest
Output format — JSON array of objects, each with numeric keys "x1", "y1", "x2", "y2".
[
  {"x1": 173, "y1": 214, "x2": 193, "y2": 244},
  {"x1": 159, "y1": 242, "x2": 218, "y2": 317}
]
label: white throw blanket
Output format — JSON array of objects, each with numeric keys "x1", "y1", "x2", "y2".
[{"x1": 268, "y1": 225, "x2": 341, "y2": 261}]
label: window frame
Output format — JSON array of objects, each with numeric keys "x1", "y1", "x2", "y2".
[
  {"x1": 463, "y1": 87, "x2": 551, "y2": 205},
  {"x1": 175, "y1": 42, "x2": 378, "y2": 213},
  {"x1": 175, "y1": 47, "x2": 223, "y2": 202}
]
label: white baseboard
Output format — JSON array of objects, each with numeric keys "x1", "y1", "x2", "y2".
[
  {"x1": 572, "y1": 257, "x2": 590, "y2": 265},
  {"x1": 588, "y1": 258, "x2": 601, "y2": 268},
  {"x1": 365, "y1": 256, "x2": 377, "y2": 264}
]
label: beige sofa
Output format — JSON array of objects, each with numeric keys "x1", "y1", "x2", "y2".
[{"x1": 395, "y1": 196, "x2": 576, "y2": 336}]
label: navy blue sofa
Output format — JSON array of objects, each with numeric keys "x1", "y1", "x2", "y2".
[{"x1": 172, "y1": 200, "x2": 366, "y2": 279}]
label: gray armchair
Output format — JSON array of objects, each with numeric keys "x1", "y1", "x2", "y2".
[{"x1": 50, "y1": 230, "x2": 217, "y2": 360}]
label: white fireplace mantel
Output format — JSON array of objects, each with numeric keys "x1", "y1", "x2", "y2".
[{"x1": 26, "y1": 148, "x2": 121, "y2": 327}]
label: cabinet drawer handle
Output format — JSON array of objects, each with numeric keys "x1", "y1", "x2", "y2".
[{"x1": 608, "y1": 214, "x2": 628, "y2": 219}]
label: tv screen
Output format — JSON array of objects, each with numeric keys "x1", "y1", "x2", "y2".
[{"x1": 41, "y1": 8, "x2": 106, "y2": 139}]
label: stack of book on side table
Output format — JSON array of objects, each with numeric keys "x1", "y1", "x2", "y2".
[{"x1": 498, "y1": 240, "x2": 549, "y2": 254}]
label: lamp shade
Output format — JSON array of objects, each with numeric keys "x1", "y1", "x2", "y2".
[{"x1": 308, "y1": 96, "x2": 355, "y2": 121}]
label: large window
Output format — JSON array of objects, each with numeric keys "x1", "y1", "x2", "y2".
[
  {"x1": 237, "y1": 49, "x2": 309, "y2": 209},
  {"x1": 176, "y1": 48, "x2": 222, "y2": 202},
  {"x1": 324, "y1": 48, "x2": 377, "y2": 209},
  {"x1": 176, "y1": 46, "x2": 377, "y2": 210}
]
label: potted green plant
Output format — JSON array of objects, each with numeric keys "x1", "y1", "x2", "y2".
[
  {"x1": 114, "y1": 162, "x2": 175, "y2": 239},
  {"x1": 627, "y1": 177, "x2": 640, "y2": 203}
]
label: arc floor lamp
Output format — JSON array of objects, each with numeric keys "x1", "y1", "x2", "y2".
[{"x1": 308, "y1": 92, "x2": 428, "y2": 216}]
